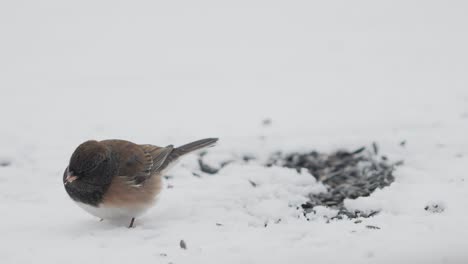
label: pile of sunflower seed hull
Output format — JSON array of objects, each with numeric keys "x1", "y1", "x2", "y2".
[
  {"x1": 266, "y1": 143, "x2": 403, "y2": 219},
  {"x1": 198, "y1": 143, "x2": 402, "y2": 219}
]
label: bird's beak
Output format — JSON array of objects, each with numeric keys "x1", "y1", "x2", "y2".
[
  {"x1": 65, "y1": 175, "x2": 78, "y2": 184},
  {"x1": 64, "y1": 168, "x2": 78, "y2": 185}
]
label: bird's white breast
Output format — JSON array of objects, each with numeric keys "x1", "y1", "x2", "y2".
[{"x1": 74, "y1": 201, "x2": 153, "y2": 221}]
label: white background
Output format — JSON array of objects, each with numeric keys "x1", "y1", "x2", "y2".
[{"x1": 0, "y1": 1, "x2": 467, "y2": 263}]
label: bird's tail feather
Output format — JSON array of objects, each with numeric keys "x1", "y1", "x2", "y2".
[
  {"x1": 160, "y1": 138, "x2": 218, "y2": 172},
  {"x1": 175, "y1": 138, "x2": 218, "y2": 156}
]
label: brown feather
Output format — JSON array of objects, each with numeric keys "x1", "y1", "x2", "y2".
[
  {"x1": 99, "y1": 140, "x2": 167, "y2": 207},
  {"x1": 101, "y1": 140, "x2": 148, "y2": 176},
  {"x1": 102, "y1": 172, "x2": 163, "y2": 207}
]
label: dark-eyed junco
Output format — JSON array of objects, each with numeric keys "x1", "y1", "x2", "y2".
[{"x1": 63, "y1": 138, "x2": 218, "y2": 228}]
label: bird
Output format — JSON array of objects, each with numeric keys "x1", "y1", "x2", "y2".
[{"x1": 63, "y1": 138, "x2": 218, "y2": 228}]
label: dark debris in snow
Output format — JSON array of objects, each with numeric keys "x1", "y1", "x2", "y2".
[
  {"x1": 424, "y1": 203, "x2": 445, "y2": 213},
  {"x1": 198, "y1": 152, "x2": 233, "y2": 175},
  {"x1": 179, "y1": 240, "x2": 187, "y2": 250},
  {"x1": 248, "y1": 180, "x2": 257, "y2": 187},
  {"x1": 198, "y1": 143, "x2": 402, "y2": 220},
  {"x1": 0, "y1": 160, "x2": 11, "y2": 167},
  {"x1": 268, "y1": 143, "x2": 402, "y2": 219}
]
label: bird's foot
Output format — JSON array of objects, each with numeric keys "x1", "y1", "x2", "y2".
[{"x1": 128, "y1": 217, "x2": 135, "y2": 228}]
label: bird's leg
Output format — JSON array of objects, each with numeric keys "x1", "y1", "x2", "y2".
[{"x1": 128, "y1": 217, "x2": 135, "y2": 228}]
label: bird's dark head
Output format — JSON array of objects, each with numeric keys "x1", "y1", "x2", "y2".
[{"x1": 64, "y1": 140, "x2": 114, "y2": 185}]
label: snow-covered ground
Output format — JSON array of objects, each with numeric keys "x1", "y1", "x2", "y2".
[{"x1": 1, "y1": 1, "x2": 468, "y2": 263}]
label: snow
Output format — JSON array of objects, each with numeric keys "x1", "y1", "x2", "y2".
[{"x1": 1, "y1": 1, "x2": 468, "y2": 263}]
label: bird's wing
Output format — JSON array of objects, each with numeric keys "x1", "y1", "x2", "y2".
[
  {"x1": 139, "y1": 144, "x2": 174, "y2": 174},
  {"x1": 139, "y1": 138, "x2": 218, "y2": 178},
  {"x1": 126, "y1": 144, "x2": 174, "y2": 186},
  {"x1": 101, "y1": 140, "x2": 173, "y2": 187}
]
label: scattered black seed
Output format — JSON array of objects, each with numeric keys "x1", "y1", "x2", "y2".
[
  {"x1": 179, "y1": 240, "x2": 187, "y2": 250},
  {"x1": 0, "y1": 160, "x2": 11, "y2": 167},
  {"x1": 262, "y1": 118, "x2": 272, "y2": 127},
  {"x1": 163, "y1": 175, "x2": 174, "y2": 180},
  {"x1": 199, "y1": 143, "x2": 399, "y2": 220},
  {"x1": 424, "y1": 203, "x2": 445, "y2": 213},
  {"x1": 366, "y1": 225, "x2": 381, "y2": 230},
  {"x1": 167, "y1": 184, "x2": 174, "y2": 189},
  {"x1": 160, "y1": 253, "x2": 167, "y2": 257},
  {"x1": 400, "y1": 140, "x2": 407, "y2": 147},
  {"x1": 192, "y1": 172, "x2": 201, "y2": 178},
  {"x1": 216, "y1": 223, "x2": 223, "y2": 226},
  {"x1": 275, "y1": 218, "x2": 282, "y2": 224},
  {"x1": 243, "y1": 155, "x2": 256, "y2": 162},
  {"x1": 354, "y1": 220, "x2": 362, "y2": 224},
  {"x1": 198, "y1": 155, "x2": 233, "y2": 174},
  {"x1": 352, "y1": 147, "x2": 366, "y2": 155},
  {"x1": 367, "y1": 211, "x2": 379, "y2": 218},
  {"x1": 220, "y1": 160, "x2": 233, "y2": 167},
  {"x1": 198, "y1": 158, "x2": 220, "y2": 174},
  {"x1": 267, "y1": 144, "x2": 397, "y2": 219},
  {"x1": 333, "y1": 215, "x2": 343, "y2": 220},
  {"x1": 248, "y1": 180, "x2": 257, "y2": 187},
  {"x1": 372, "y1": 142, "x2": 379, "y2": 155}
]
